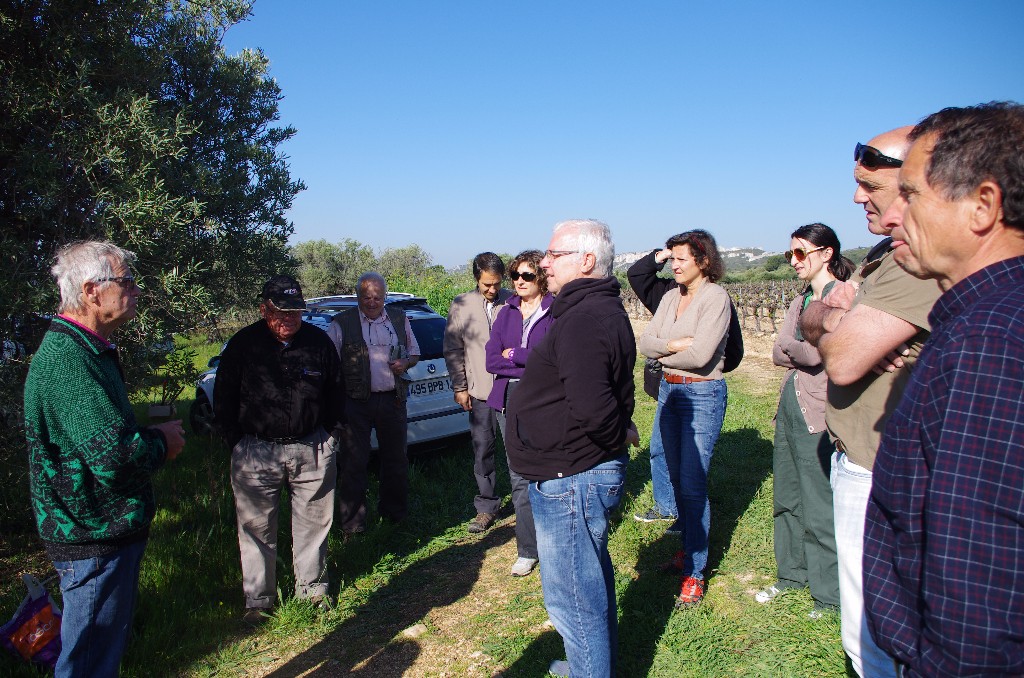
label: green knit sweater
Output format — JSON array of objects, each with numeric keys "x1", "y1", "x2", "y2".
[{"x1": 24, "y1": 317, "x2": 167, "y2": 557}]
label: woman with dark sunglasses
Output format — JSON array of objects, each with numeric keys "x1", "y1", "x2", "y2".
[
  {"x1": 638, "y1": 229, "x2": 731, "y2": 607},
  {"x1": 756, "y1": 223, "x2": 854, "y2": 616},
  {"x1": 484, "y1": 249, "x2": 555, "y2": 577}
]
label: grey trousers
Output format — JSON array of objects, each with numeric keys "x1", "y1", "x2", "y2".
[
  {"x1": 496, "y1": 408, "x2": 539, "y2": 560},
  {"x1": 230, "y1": 429, "x2": 336, "y2": 609}
]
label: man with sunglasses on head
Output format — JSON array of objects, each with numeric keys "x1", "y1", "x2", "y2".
[
  {"x1": 215, "y1": 274, "x2": 345, "y2": 623},
  {"x1": 800, "y1": 128, "x2": 942, "y2": 678},
  {"x1": 443, "y1": 253, "x2": 513, "y2": 534}
]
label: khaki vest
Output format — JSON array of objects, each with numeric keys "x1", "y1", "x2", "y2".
[{"x1": 334, "y1": 306, "x2": 409, "y2": 402}]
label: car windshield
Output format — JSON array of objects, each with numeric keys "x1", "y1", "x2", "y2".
[{"x1": 410, "y1": 317, "x2": 445, "y2": 360}]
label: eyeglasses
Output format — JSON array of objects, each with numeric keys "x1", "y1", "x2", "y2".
[
  {"x1": 543, "y1": 249, "x2": 578, "y2": 260},
  {"x1": 95, "y1": 275, "x2": 137, "y2": 289},
  {"x1": 509, "y1": 270, "x2": 538, "y2": 282},
  {"x1": 854, "y1": 142, "x2": 903, "y2": 169},
  {"x1": 785, "y1": 246, "x2": 826, "y2": 262}
]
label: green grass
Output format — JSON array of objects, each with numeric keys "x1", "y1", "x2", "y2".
[{"x1": 0, "y1": 350, "x2": 851, "y2": 677}]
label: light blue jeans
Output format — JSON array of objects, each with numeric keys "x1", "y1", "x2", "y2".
[
  {"x1": 658, "y1": 378, "x2": 727, "y2": 580},
  {"x1": 531, "y1": 454, "x2": 627, "y2": 678},
  {"x1": 53, "y1": 538, "x2": 147, "y2": 678}
]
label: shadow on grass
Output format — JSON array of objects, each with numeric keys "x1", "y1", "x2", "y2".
[
  {"x1": 104, "y1": 396, "x2": 494, "y2": 676},
  {"x1": 264, "y1": 524, "x2": 514, "y2": 676},
  {"x1": 499, "y1": 425, "x2": 772, "y2": 677}
]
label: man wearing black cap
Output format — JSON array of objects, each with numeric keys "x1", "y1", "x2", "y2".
[{"x1": 214, "y1": 274, "x2": 345, "y2": 623}]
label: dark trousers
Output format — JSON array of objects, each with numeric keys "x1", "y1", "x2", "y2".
[
  {"x1": 339, "y1": 392, "x2": 408, "y2": 532},
  {"x1": 496, "y1": 395, "x2": 538, "y2": 559},
  {"x1": 470, "y1": 396, "x2": 501, "y2": 515}
]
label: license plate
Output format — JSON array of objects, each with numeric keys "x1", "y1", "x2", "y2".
[{"x1": 407, "y1": 377, "x2": 452, "y2": 398}]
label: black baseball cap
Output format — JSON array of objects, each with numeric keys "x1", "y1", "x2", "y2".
[{"x1": 260, "y1": 275, "x2": 305, "y2": 311}]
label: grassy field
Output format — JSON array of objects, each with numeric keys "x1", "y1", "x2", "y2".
[{"x1": 0, "y1": 345, "x2": 852, "y2": 677}]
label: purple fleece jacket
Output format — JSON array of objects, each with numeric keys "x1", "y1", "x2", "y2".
[{"x1": 484, "y1": 292, "x2": 555, "y2": 411}]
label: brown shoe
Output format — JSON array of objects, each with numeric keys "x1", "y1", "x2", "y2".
[{"x1": 467, "y1": 512, "x2": 495, "y2": 533}]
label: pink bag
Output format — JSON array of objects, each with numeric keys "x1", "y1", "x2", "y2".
[{"x1": 1, "y1": 574, "x2": 62, "y2": 669}]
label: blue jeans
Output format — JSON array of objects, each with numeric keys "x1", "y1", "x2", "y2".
[
  {"x1": 531, "y1": 454, "x2": 627, "y2": 678},
  {"x1": 658, "y1": 378, "x2": 727, "y2": 580},
  {"x1": 648, "y1": 392, "x2": 679, "y2": 519},
  {"x1": 53, "y1": 538, "x2": 147, "y2": 678}
]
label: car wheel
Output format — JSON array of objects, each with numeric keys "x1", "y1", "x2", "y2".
[{"x1": 190, "y1": 392, "x2": 215, "y2": 436}]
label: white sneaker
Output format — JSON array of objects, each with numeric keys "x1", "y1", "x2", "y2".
[
  {"x1": 755, "y1": 583, "x2": 783, "y2": 603},
  {"x1": 510, "y1": 557, "x2": 539, "y2": 577}
]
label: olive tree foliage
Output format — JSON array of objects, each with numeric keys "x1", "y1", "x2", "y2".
[
  {"x1": 293, "y1": 238, "x2": 376, "y2": 297},
  {"x1": 0, "y1": 0, "x2": 302, "y2": 528},
  {"x1": 0, "y1": 0, "x2": 302, "y2": 371}
]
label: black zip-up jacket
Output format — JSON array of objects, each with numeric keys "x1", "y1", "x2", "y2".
[
  {"x1": 505, "y1": 276, "x2": 636, "y2": 481},
  {"x1": 214, "y1": 320, "x2": 344, "y2": 447},
  {"x1": 627, "y1": 248, "x2": 744, "y2": 372}
]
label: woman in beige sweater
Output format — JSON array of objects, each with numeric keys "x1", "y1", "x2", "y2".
[{"x1": 638, "y1": 229, "x2": 730, "y2": 608}]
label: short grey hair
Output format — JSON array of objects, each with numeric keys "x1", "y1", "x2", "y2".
[
  {"x1": 553, "y1": 219, "x2": 615, "y2": 277},
  {"x1": 356, "y1": 271, "x2": 387, "y2": 298},
  {"x1": 51, "y1": 241, "x2": 137, "y2": 313}
]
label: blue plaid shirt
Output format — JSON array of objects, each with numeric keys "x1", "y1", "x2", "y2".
[{"x1": 864, "y1": 257, "x2": 1024, "y2": 676}]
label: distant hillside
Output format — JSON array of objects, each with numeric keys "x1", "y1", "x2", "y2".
[{"x1": 615, "y1": 246, "x2": 874, "y2": 275}]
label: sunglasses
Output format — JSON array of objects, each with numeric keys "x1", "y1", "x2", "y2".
[
  {"x1": 854, "y1": 142, "x2": 903, "y2": 169},
  {"x1": 509, "y1": 270, "x2": 538, "y2": 282},
  {"x1": 785, "y1": 246, "x2": 826, "y2": 262},
  {"x1": 95, "y1": 275, "x2": 137, "y2": 289}
]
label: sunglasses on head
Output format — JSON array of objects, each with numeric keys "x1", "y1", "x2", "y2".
[
  {"x1": 854, "y1": 142, "x2": 903, "y2": 169},
  {"x1": 509, "y1": 270, "x2": 538, "y2": 282},
  {"x1": 785, "y1": 246, "x2": 826, "y2": 262}
]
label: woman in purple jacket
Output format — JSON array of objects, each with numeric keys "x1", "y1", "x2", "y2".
[{"x1": 485, "y1": 249, "x2": 555, "y2": 577}]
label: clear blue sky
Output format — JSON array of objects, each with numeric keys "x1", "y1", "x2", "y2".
[{"x1": 223, "y1": 1, "x2": 1024, "y2": 268}]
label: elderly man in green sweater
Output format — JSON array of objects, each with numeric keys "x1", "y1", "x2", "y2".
[{"x1": 24, "y1": 241, "x2": 185, "y2": 678}]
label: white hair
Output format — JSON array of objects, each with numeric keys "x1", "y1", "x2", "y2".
[
  {"x1": 51, "y1": 241, "x2": 137, "y2": 313},
  {"x1": 356, "y1": 271, "x2": 387, "y2": 298},
  {"x1": 553, "y1": 219, "x2": 615, "y2": 277}
]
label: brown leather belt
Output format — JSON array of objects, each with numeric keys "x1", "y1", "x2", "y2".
[{"x1": 663, "y1": 373, "x2": 714, "y2": 384}]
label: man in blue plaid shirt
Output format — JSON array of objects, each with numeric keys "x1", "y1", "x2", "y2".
[{"x1": 864, "y1": 102, "x2": 1024, "y2": 676}]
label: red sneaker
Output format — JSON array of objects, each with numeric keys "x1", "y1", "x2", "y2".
[{"x1": 675, "y1": 576, "x2": 705, "y2": 608}]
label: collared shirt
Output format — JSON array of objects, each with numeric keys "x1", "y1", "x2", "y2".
[
  {"x1": 864, "y1": 257, "x2": 1024, "y2": 676},
  {"x1": 326, "y1": 310, "x2": 419, "y2": 392}
]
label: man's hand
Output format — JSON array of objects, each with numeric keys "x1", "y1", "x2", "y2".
[
  {"x1": 389, "y1": 357, "x2": 412, "y2": 375},
  {"x1": 871, "y1": 343, "x2": 910, "y2": 375},
  {"x1": 625, "y1": 422, "x2": 641, "y2": 448},
  {"x1": 666, "y1": 336, "x2": 694, "y2": 353},
  {"x1": 822, "y1": 280, "x2": 858, "y2": 311},
  {"x1": 152, "y1": 419, "x2": 185, "y2": 460},
  {"x1": 454, "y1": 389, "x2": 472, "y2": 411}
]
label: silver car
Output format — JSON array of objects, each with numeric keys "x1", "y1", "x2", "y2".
[{"x1": 190, "y1": 293, "x2": 470, "y2": 449}]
